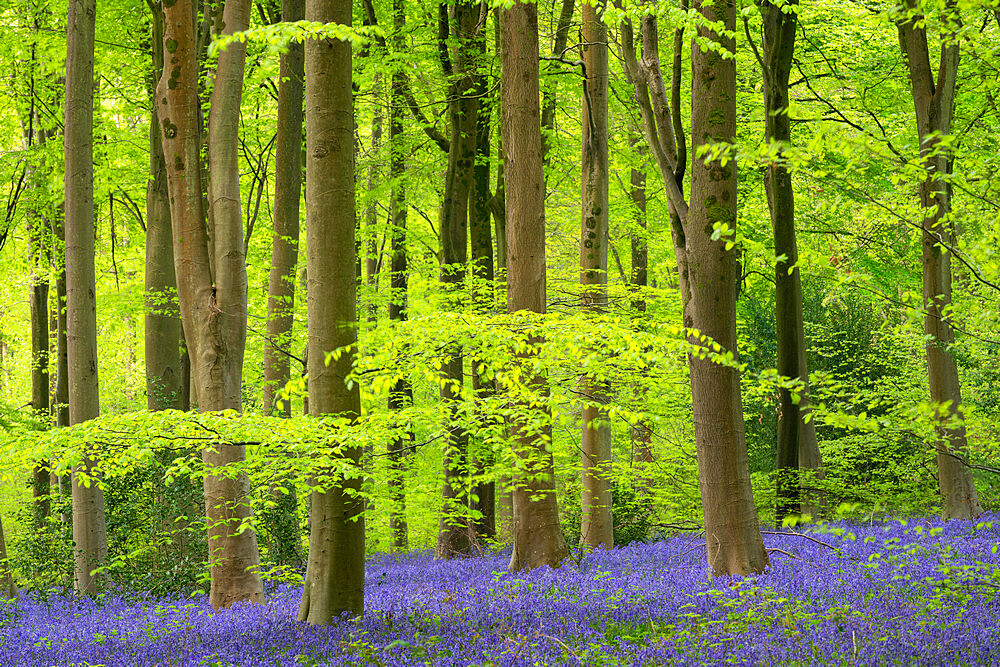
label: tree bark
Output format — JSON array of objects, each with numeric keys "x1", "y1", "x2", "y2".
[
  {"x1": 502, "y1": 0, "x2": 569, "y2": 571},
  {"x1": 386, "y1": 0, "x2": 412, "y2": 553},
  {"x1": 52, "y1": 212, "x2": 69, "y2": 428},
  {"x1": 758, "y1": 0, "x2": 824, "y2": 524},
  {"x1": 619, "y1": 0, "x2": 767, "y2": 576},
  {"x1": 28, "y1": 125, "x2": 51, "y2": 527},
  {"x1": 540, "y1": 0, "x2": 575, "y2": 165},
  {"x1": 687, "y1": 0, "x2": 767, "y2": 575},
  {"x1": 469, "y1": 5, "x2": 496, "y2": 543},
  {"x1": 435, "y1": 0, "x2": 479, "y2": 559},
  {"x1": 579, "y1": 0, "x2": 612, "y2": 551},
  {"x1": 145, "y1": 3, "x2": 182, "y2": 412},
  {"x1": 0, "y1": 515, "x2": 16, "y2": 599},
  {"x1": 629, "y1": 133, "x2": 654, "y2": 467},
  {"x1": 897, "y1": 1, "x2": 981, "y2": 520},
  {"x1": 64, "y1": 0, "x2": 108, "y2": 595},
  {"x1": 298, "y1": 0, "x2": 365, "y2": 623},
  {"x1": 158, "y1": 0, "x2": 264, "y2": 609},
  {"x1": 263, "y1": 0, "x2": 305, "y2": 417}
]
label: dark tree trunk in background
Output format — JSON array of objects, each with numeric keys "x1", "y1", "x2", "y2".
[
  {"x1": 629, "y1": 133, "x2": 654, "y2": 467},
  {"x1": 263, "y1": 0, "x2": 305, "y2": 417},
  {"x1": 502, "y1": 0, "x2": 569, "y2": 571},
  {"x1": 52, "y1": 213, "x2": 69, "y2": 429},
  {"x1": 435, "y1": 0, "x2": 479, "y2": 559},
  {"x1": 260, "y1": 0, "x2": 305, "y2": 570},
  {"x1": 158, "y1": 0, "x2": 264, "y2": 609},
  {"x1": 298, "y1": 0, "x2": 365, "y2": 624},
  {"x1": 578, "y1": 0, "x2": 612, "y2": 551},
  {"x1": 898, "y1": 1, "x2": 981, "y2": 520},
  {"x1": 385, "y1": 0, "x2": 412, "y2": 553},
  {"x1": 64, "y1": 0, "x2": 108, "y2": 595},
  {"x1": 758, "y1": 0, "x2": 824, "y2": 524},
  {"x1": 28, "y1": 124, "x2": 51, "y2": 527},
  {"x1": 469, "y1": 5, "x2": 496, "y2": 543},
  {"x1": 145, "y1": 3, "x2": 182, "y2": 412}
]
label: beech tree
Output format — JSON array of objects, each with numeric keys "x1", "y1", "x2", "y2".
[
  {"x1": 64, "y1": 0, "x2": 108, "y2": 595},
  {"x1": 897, "y1": 0, "x2": 981, "y2": 520},
  {"x1": 144, "y1": 2, "x2": 181, "y2": 413},
  {"x1": 620, "y1": 0, "x2": 768, "y2": 574},
  {"x1": 157, "y1": 0, "x2": 264, "y2": 608},
  {"x1": 579, "y1": 0, "x2": 613, "y2": 551},
  {"x1": 752, "y1": 0, "x2": 824, "y2": 522},
  {"x1": 502, "y1": 0, "x2": 569, "y2": 571},
  {"x1": 298, "y1": 0, "x2": 365, "y2": 623}
]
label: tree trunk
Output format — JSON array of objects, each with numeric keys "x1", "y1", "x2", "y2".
[
  {"x1": 629, "y1": 133, "x2": 654, "y2": 467},
  {"x1": 258, "y1": 0, "x2": 306, "y2": 571},
  {"x1": 52, "y1": 212, "x2": 69, "y2": 428},
  {"x1": 578, "y1": 0, "x2": 612, "y2": 551},
  {"x1": 263, "y1": 0, "x2": 304, "y2": 417},
  {"x1": 758, "y1": 0, "x2": 824, "y2": 525},
  {"x1": 502, "y1": 0, "x2": 569, "y2": 571},
  {"x1": 28, "y1": 128, "x2": 51, "y2": 527},
  {"x1": 158, "y1": 0, "x2": 264, "y2": 609},
  {"x1": 298, "y1": 0, "x2": 365, "y2": 623},
  {"x1": 0, "y1": 515, "x2": 16, "y2": 599},
  {"x1": 898, "y1": 2, "x2": 981, "y2": 520},
  {"x1": 469, "y1": 8, "x2": 496, "y2": 543},
  {"x1": 365, "y1": 75, "x2": 382, "y2": 325},
  {"x1": 145, "y1": 3, "x2": 182, "y2": 412},
  {"x1": 435, "y1": 0, "x2": 479, "y2": 559},
  {"x1": 687, "y1": 0, "x2": 767, "y2": 575},
  {"x1": 386, "y1": 0, "x2": 412, "y2": 552},
  {"x1": 64, "y1": 0, "x2": 108, "y2": 595}
]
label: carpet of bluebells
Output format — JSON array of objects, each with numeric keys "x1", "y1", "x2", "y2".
[{"x1": 3, "y1": 517, "x2": 999, "y2": 666}]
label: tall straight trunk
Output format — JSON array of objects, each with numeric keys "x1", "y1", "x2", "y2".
[
  {"x1": 264, "y1": 0, "x2": 305, "y2": 417},
  {"x1": 52, "y1": 213, "x2": 69, "y2": 428},
  {"x1": 687, "y1": 0, "x2": 767, "y2": 575},
  {"x1": 0, "y1": 515, "x2": 15, "y2": 599},
  {"x1": 145, "y1": 3, "x2": 181, "y2": 412},
  {"x1": 469, "y1": 7, "x2": 496, "y2": 543},
  {"x1": 64, "y1": 0, "x2": 108, "y2": 595},
  {"x1": 435, "y1": 0, "x2": 479, "y2": 559},
  {"x1": 620, "y1": 0, "x2": 766, "y2": 576},
  {"x1": 298, "y1": 0, "x2": 365, "y2": 623},
  {"x1": 28, "y1": 125, "x2": 52, "y2": 527},
  {"x1": 629, "y1": 134, "x2": 654, "y2": 466},
  {"x1": 386, "y1": 0, "x2": 412, "y2": 553},
  {"x1": 365, "y1": 75, "x2": 382, "y2": 324},
  {"x1": 502, "y1": 0, "x2": 569, "y2": 571},
  {"x1": 898, "y1": 2, "x2": 981, "y2": 520},
  {"x1": 578, "y1": 0, "x2": 612, "y2": 551},
  {"x1": 260, "y1": 0, "x2": 305, "y2": 570},
  {"x1": 158, "y1": 0, "x2": 264, "y2": 609},
  {"x1": 759, "y1": 0, "x2": 823, "y2": 524}
]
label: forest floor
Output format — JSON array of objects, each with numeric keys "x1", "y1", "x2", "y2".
[{"x1": 2, "y1": 516, "x2": 999, "y2": 666}]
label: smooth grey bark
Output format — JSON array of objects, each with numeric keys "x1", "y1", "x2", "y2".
[
  {"x1": 64, "y1": 0, "x2": 108, "y2": 595},
  {"x1": 298, "y1": 0, "x2": 365, "y2": 624},
  {"x1": 578, "y1": 0, "x2": 612, "y2": 551},
  {"x1": 755, "y1": 0, "x2": 824, "y2": 523},
  {"x1": 897, "y1": 0, "x2": 981, "y2": 520},
  {"x1": 263, "y1": 0, "x2": 304, "y2": 417},
  {"x1": 145, "y1": 2, "x2": 181, "y2": 412},
  {"x1": 620, "y1": 0, "x2": 767, "y2": 575},
  {"x1": 502, "y1": 0, "x2": 569, "y2": 571},
  {"x1": 628, "y1": 133, "x2": 654, "y2": 467},
  {"x1": 158, "y1": 0, "x2": 264, "y2": 609}
]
